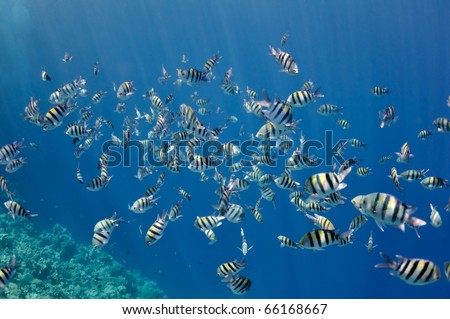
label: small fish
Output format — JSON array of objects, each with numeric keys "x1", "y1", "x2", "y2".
[
  {"x1": 349, "y1": 215, "x2": 368, "y2": 232},
  {"x1": 429, "y1": 203, "x2": 442, "y2": 227},
  {"x1": 94, "y1": 212, "x2": 123, "y2": 233},
  {"x1": 356, "y1": 167, "x2": 372, "y2": 176},
  {"x1": 287, "y1": 88, "x2": 324, "y2": 108},
  {"x1": 93, "y1": 61, "x2": 100, "y2": 75},
  {"x1": 317, "y1": 104, "x2": 343, "y2": 116},
  {"x1": 4, "y1": 200, "x2": 38, "y2": 219},
  {"x1": 0, "y1": 139, "x2": 25, "y2": 164},
  {"x1": 389, "y1": 167, "x2": 403, "y2": 191},
  {"x1": 445, "y1": 196, "x2": 450, "y2": 212},
  {"x1": 417, "y1": 130, "x2": 433, "y2": 140},
  {"x1": 194, "y1": 215, "x2": 225, "y2": 231},
  {"x1": 0, "y1": 255, "x2": 16, "y2": 288},
  {"x1": 269, "y1": 46, "x2": 298, "y2": 74},
  {"x1": 336, "y1": 118, "x2": 350, "y2": 129},
  {"x1": 395, "y1": 142, "x2": 413, "y2": 164},
  {"x1": 62, "y1": 52, "x2": 72, "y2": 63},
  {"x1": 420, "y1": 176, "x2": 448, "y2": 190},
  {"x1": 280, "y1": 32, "x2": 289, "y2": 46},
  {"x1": 76, "y1": 163, "x2": 83, "y2": 184},
  {"x1": 41, "y1": 68, "x2": 51, "y2": 81},
  {"x1": 238, "y1": 227, "x2": 253, "y2": 256},
  {"x1": 116, "y1": 81, "x2": 136, "y2": 100},
  {"x1": 379, "y1": 105, "x2": 398, "y2": 128},
  {"x1": 304, "y1": 166, "x2": 352, "y2": 198},
  {"x1": 145, "y1": 213, "x2": 169, "y2": 246},
  {"x1": 378, "y1": 155, "x2": 392, "y2": 164},
  {"x1": 0, "y1": 175, "x2": 14, "y2": 198},
  {"x1": 222, "y1": 273, "x2": 251, "y2": 295},
  {"x1": 371, "y1": 86, "x2": 389, "y2": 96},
  {"x1": 178, "y1": 188, "x2": 191, "y2": 201},
  {"x1": 92, "y1": 90, "x2": 107, "y2": 104},
  {"x1": 398, "y1": 169, "x2": 429, "y2": 182},
  {"x1": 305, "y1": 213, "x2": 335, "y2": 230},
  {"x1": 129, "y1": 196, "x2": 158, "y2": 213},
  {"x1": 217, "y1": 260, "x2": 246, "y2": 277},
  {"x1": 375, "y1": 252, "x2": 440, "y2": 285},
  {"x1": 5, "y1": 157, "x2": 27, "y2": 173},
  {"x1": 365, "y1": 230, "x2": 378, "y2": 253},
  {"x1": 157, "y1": 64, "x2": 171, "y2": 84},
  {"x1": 181, "y1": 53, "x2": 189, "y2": 63},
  {"x1": 432, "y1": 117, "x2": 450, "y2": 133}
]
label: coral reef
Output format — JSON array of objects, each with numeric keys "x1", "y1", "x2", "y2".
[{"x1": 0, "y1": 211, "x2": 167, "y2": 298}]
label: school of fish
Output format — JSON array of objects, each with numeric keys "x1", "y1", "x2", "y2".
[{"x1": 1, "y1": 32, "x2": 450, "y2": 295}]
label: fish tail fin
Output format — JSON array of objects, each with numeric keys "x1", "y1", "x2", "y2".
[{"x1": 374, "y1": 252, "x2": 396, "y2": 269}]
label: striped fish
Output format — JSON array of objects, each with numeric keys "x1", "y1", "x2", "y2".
[
  {"x1": 188, "y1": 155, "x2": 222, "y2": 172},
  {"x1": 0, "y1": 255, "x2": 16, "y2": 288},
  {"x1": 395, "y1": 142, "x2": 413, "y2": 164},
  {"x1": 177, "y1": 68, "x2": 211, "y2": 86},
  {"x1": 375, "y1": 253, "x2": 440, "y2": 285},
  {"x1": 41, "y1": 68, "x2": 51, "y2": 81},
  {"x1": 389, "y1": 167, "x2": 403, "y2": 191},
  {"x1": 217, "y1": 260, "x2": 246, "y2": 277},
  {"x1": 203, "y1": 229, "x2": 217, "y2": 244},
  {"x1": 43, "y1": 103, "x2": 73, "y2": 130},
  {"x1": 194, "y1": 215, "x2": 225, "y2": 231},
  {"x1": 432, "y1": 117, "x2": 450, "y2": 132},
  {"x1": 86, "y1": 176, "x2": 111, "y2": 191},
  {"x1": 145, "y1": 213, "x2": 169, "y2": 246},
  {"x1": 5, "y1": 157, "x2": 26, "y2": 173},
  {"x1": 399, "y1": 169, "x2": 428, "y2": 181},
  {"x1": 371, "y1": 86, "x2": 390, "y2": 96},
  {"x1": 356, "y1": 167, "x2": 372, "y2": 176},
  {"x1": 317, "y1": 104, "x2": 343, "y2": 116},
  {"x1": 351, "y1": 192, "x2": 425, "y2": 235},
  {"x1": 222, "y1": 273, "x2": 251, "y2": 295},
  {"x1": 444, "y1": 262, "x2": 450, "y2": 282},
  {"x1": 379, "y1": 105, "x2": 398, "y2": 128},
  {"x1": 417, "y1": 129, "x2": 433, "y2": 140},
  {"x1": 277, "y1": 235, "x2": 298, "y2": 249},
  {"x1": 259, "y1": 186, "x2": 275, "y2": 207},
  {"x1": 0, "y1": 139, "x2": 25, "y2": 164},
  {"x1": 304, "y1": 167, "x2": 352, "y2": 198},
  {"x1": 116, "y1": 81, "x2": 136, "y2": 100},
  {"x1": 65, "y1": 124, "x2": 91, "y2": 138},
  {"x1": 287, "y1": 88, "x2": 323, "y2": 108},
  {"x1": 429, "y1": 203, "x2": 442, "y2": 228},
  {"x1": 48, "y1": 90, "x2": 64, "y2": 104},
  {"x1": 92, "y1": 90, "x2": 107, "y2": 104},
  {"x1": 246, "y1": 87, "x2": 258, "y2": 100},
  {"x1": 203, "y1": 52, "x2": 222, "y2": 74},
  {"x1": 94, "y1": 212, "x2": 123, "y2": 233},
  {"x1": 305, "y1": 213, "x2": 335, "y2": 230},
  {"x1": 348, "y1": 138, "x2": 367, "y2": 148},
  {"x1": 262, "y1": 99, "x2": 293, "y2": 128},
  {"x1": 348, "y1": 215, "x2": 368, "y2": 232},
  {"x1": 274, "y1": 175, "x2": 300, "y2": 190},
  {"x1": 92, "y1": 230, "x2": 112, "y2": 249},
  {"x1": 168, "y1": 202, "x2": 183, "y2": 222},
  {"x1": 58, "y1": 81, "x2": 78, "y2": 99},
  {"x1": 223, "y1": 204, "x2": 245, "y2": 223},
  {"x1": 4, "y1": 200, "x2": 38, "y2": 219},
  {"x1": 323, "y1": 192, "x2": 346, "y2": 207},
  {"x1": 336, "y1": 118, "x2": 350, "y2": 129},
  {"x1": 243, "y1": 99, "x2": 264, "y2": 117},
  {"x1": 298, "y1": 229, "x2": 349, "y2": 251},
  {"x1": 269, "y1": 46, "x2": 298, "y2": 74},
  {"x1": 178, "y1": 188, "x2": 191, "y2": 201},
  {"x1": 420, "y1": 176, "x2": 448, "y2": 190},
  {"x1": 365, "y1": 230, "x2": 378, "y2": 253},
  {"x1": 129, "y1": 196, "x2": 158, "y2": 213},
  {"x1": 0, "y1": 175, "x2": 13, "y2": 197},
  {"x1": 247, "y1": 198, "x2": 264, "y2": 223}
]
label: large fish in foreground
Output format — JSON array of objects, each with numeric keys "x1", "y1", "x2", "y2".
[
  {"x1": 351, "y1": 192, "x2": 425, "y2": 236},
  {"x1": 375, "y1": 252, "x2": 440, "y2": 285}
]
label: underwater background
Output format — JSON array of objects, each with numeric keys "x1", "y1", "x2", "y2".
[{"x1": 0, "y1": 0, "x2": 449, "y2": 298}]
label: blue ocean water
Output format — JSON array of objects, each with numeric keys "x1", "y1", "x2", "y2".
[{"x1": 0, "y1": 0, "x2": 449, "y2": 298}]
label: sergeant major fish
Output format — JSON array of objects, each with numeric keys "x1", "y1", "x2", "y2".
[
  {"x1": 0, "y1": 255, "x2": 16, "y2": 288},
  {"x1": 375, "y1": 252, "x2": 440, "y2": 285}
]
